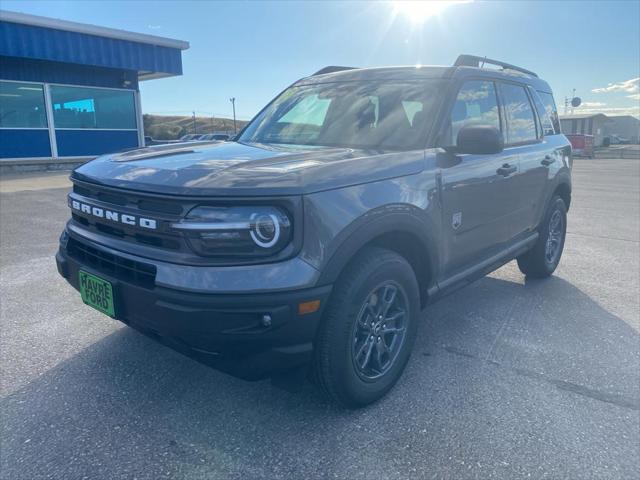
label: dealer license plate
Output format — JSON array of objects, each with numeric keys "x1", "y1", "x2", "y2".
[{"x1": 79, "y1": 271, "x2": 115, "y2": 317}]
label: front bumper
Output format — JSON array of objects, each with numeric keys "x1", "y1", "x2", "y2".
[{"x1": 56, "y1": 232, "x2": 332, "y2": 380}]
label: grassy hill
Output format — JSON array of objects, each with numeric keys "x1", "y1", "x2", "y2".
[{"x1": 143, "y1": 114, "x2": 249, "y2": 140}]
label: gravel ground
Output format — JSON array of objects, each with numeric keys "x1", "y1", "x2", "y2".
[{"x1": 1, "y1": 159, "x2": 638, "y2": 479}]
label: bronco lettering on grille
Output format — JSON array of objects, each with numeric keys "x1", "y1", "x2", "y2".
[{"x1": 69, "y1": 199, "x2": 158, "y2": 230}]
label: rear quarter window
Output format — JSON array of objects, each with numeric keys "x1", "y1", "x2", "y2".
[
  {"x1": 529, "y1": 89, "x2": 555, "y2": 137},
  {"x1": 536, "y1": 91, "x2": 561, "y2": 134}
]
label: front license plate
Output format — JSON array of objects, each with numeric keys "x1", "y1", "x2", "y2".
[{"x1": 79, "y1": 271, "x2": 115, "y2": 317}]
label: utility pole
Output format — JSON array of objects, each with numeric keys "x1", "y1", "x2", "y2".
[
  {"x1": 564, "y1": 88, "x2": 577, "y2": 115},
  {"x1": 192, "y1": 111, "x2": 196, "y2": 135},
  {"x1": 230, "y1": 97, "x2": 237, "y2": 134}
]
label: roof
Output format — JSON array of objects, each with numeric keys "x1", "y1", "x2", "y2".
[
  {"x1": 300, "y1": 63, "x2": 552, "y2": 92},
  {"x1": 0, "y1": 10, "x2": 189, "y2": 80},
  {"x1": 559, "y1": 114, "x2": 610, "y2": 120},
  {"x1": 299, "y1": 65, "x2": 455, "y2": 84},
  {"x1": 605, "y1": 115, "x2": 640, "y2": 121},
  {"x1": 0, "y1": 11, "x2": 188, "y2": 49}
]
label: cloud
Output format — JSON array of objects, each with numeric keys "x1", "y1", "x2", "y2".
[
  {"x1": 565, "y1": 105, "x2": 640, "y2": 117},
  {"x1": 147, "y1": 25, "x2": 162, "y2": 30},
  {"x1": 592, "y1": 77, "x2": 639, "y2": 94},
  {"x1": 628, "y1": 93, "x2": 640, "y2": 101},
  {"x1": 578, "y1": 101, "x2": 606, "y2": 108}
]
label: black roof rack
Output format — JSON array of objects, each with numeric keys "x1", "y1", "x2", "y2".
[
  {"x1": 454, "y1": 54, "x2": 538, "y2": 78},
  {"x1": 312, "y1": 66, "x2": 357, "y2": 76}
]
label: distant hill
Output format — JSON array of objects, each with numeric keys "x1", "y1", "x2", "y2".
[{"x1": 143, "y1": 114, "x2": 249, "y2": 140}]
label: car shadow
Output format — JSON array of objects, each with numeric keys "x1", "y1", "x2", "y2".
[{"x1": 2, "y1": 270, "x2": 639, "y2": 478}]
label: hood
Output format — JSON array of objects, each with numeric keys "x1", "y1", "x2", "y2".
[{"x1": 72, "y1": 141, "x2": 425, "y2": 196}]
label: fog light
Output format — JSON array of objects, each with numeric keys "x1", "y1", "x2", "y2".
[{"x1": 261, "y1": 314, "x2": 272, "y2": 327}]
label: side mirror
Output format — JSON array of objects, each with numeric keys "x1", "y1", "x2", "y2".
[{"x1": 455, "y1": 124, "x2": 504, "y2": 155}]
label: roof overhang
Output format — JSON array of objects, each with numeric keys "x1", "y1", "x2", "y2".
[
  {"x1": 0, "y1": 10, "x2": 189, "y2": 80},
  {"x1": 559, "y1": 114, "x2": 610, "y2": 121}
]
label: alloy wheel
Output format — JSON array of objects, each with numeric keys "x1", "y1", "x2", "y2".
[
  {"x1": 545, "y1": 209, "x2": 564, "y2": 264},
  {"x1": 351, "y1": 282, "x2": 408, "y2": 380}
]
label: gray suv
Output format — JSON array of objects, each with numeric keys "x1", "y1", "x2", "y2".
[{"x1": 56, "y1": 55, "x2": 571, "y2": 407}]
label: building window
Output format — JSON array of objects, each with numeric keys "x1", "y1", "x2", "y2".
[
  {"x1": 50, "y1": 86, "x2": 136, "y2": 130},
  {"x1": 0, "y1": 81, "x2": 48, "y2": 128}
]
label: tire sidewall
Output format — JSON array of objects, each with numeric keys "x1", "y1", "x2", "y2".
[{"x1": 327, "y1": 254, "x2": 420, "y2": 405}]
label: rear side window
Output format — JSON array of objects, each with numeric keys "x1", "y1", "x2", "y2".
[
  {"x1": 449, "y1": 80, "x2": 500, "y2": 145},
  {"x1": 536, "y1": 91, "x2": 561, "y2": 134},
  {"x1": 500, "y1": 83, "x2": 537, "y2": 144}
]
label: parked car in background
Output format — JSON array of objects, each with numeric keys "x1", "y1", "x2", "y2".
[
  {"x1": 145, "y1": 136, "x2": 180, "y2": 146},
  {"x1": 179, "y1": 134, "x2": 200, "y2": 141},
  {"x1": 199, "y1": 133, "x2": 231, "y2": 141},
  {"x1": 608, "y1": 134, "x2": 631, "y2": 145}
]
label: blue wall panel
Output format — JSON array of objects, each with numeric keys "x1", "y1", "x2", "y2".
[
  {"x1": 0, "y1": 21, "x2": 183, "y2": 76},
  {"x1": 0, "y1": 129, "x2": 51, "y2": 158},
  {"x1": 56, "y1": 130, "x2": 138, "y2": 157}
]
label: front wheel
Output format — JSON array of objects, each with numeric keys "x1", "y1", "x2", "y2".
[
  {"x1": 517, "y1": 196, "x2": 567, "y2": 278},
  {"x1": 313, "y1": 247, "x2": 420, "y2": 408}
]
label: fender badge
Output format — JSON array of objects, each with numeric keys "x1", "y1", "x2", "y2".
[{"x1": 452, "y1": 212, "x2": 462, "y2": 230}]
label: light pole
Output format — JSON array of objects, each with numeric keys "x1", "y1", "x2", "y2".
[{"x1": 229, "y1": 97, "x2": 237, "y2": 134}]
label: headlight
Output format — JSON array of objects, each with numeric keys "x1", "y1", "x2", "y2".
[{"x1": 172, "y1": 206, "x2": 292, "y2": 257}]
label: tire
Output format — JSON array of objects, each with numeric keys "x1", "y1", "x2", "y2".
[
  {"x1": 517, "y1": 196, "x2": 567, "y2": 278},
  {"x1": 313, "y1": 247, "x2": 420, "y2": 408}
]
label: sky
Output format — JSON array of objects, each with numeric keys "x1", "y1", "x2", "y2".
[{"x1": 2, "y1": 0, "x2": 639, "y2": 120}]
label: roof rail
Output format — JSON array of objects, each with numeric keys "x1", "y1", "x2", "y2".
[
  {"x1": 454, "y1": 54, "x2": 538, "y2": 78},
  {"x1": 312, "y1": 66, "x2": 356, "y2": 76}
]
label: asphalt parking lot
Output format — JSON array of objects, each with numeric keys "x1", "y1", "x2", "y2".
[{"x1": 1, "y1": 159, "x2": 639, "y2": 479}]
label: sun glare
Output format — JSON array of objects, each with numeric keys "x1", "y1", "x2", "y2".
[{"x1": 392, "y1": 0, "x2": 472, "y2": 24}]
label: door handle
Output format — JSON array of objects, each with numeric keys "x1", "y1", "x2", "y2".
[
  {"x1": 541, "y1": 155, "x2": 556, "y2": 166},
  {"x1": 497, "y1": 163, "x2": 517, "y2": 176}
]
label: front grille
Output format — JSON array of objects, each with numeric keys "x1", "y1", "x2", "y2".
[
  {"x1": 73, "y1": 184, "x2": 184, "y2": 215},
  {"x1": 70, "y1": 182, "x2": 188, "y2": 252},
  {"x1": 67, "y1": 237, "x2": 156, "y2": 288}
]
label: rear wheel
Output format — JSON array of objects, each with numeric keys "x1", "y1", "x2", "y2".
[
  {"x1": 517, "y1": 196, "x2": 567, "y2": 278},
  {"x1": 313, "y1": 247, "x2": 420, "y2": 408}
]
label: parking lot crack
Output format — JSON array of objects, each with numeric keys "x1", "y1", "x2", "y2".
[
  {"x1": 442, "y1": 345, "x2": 640, "y2": 411},
  {"x1": 566, "y1": 231, "x2": 640, "y2": 244},
  {"x1": 512, "y1": 367, "x2": 640, "y2": 411}
]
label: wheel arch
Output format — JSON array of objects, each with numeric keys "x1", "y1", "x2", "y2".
[
  {"x1": 317, "y1": 210, "x2": 438, "y2": 308},
  {"x1": 553, "y1": 181, "x2": 572, "y2": 211}
]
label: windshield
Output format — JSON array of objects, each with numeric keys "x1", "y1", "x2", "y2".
[{"x1": 239, "y1": 80, "x2": 443, "y2": 150}]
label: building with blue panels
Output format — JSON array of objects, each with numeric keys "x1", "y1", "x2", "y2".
[{"x1": 0, "y1": 11, "x2": 188, "y2": 164}]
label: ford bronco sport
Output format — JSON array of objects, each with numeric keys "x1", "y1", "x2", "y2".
[{"x1": 56, "y1": 55, "x2": 572, "y2": 407}]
